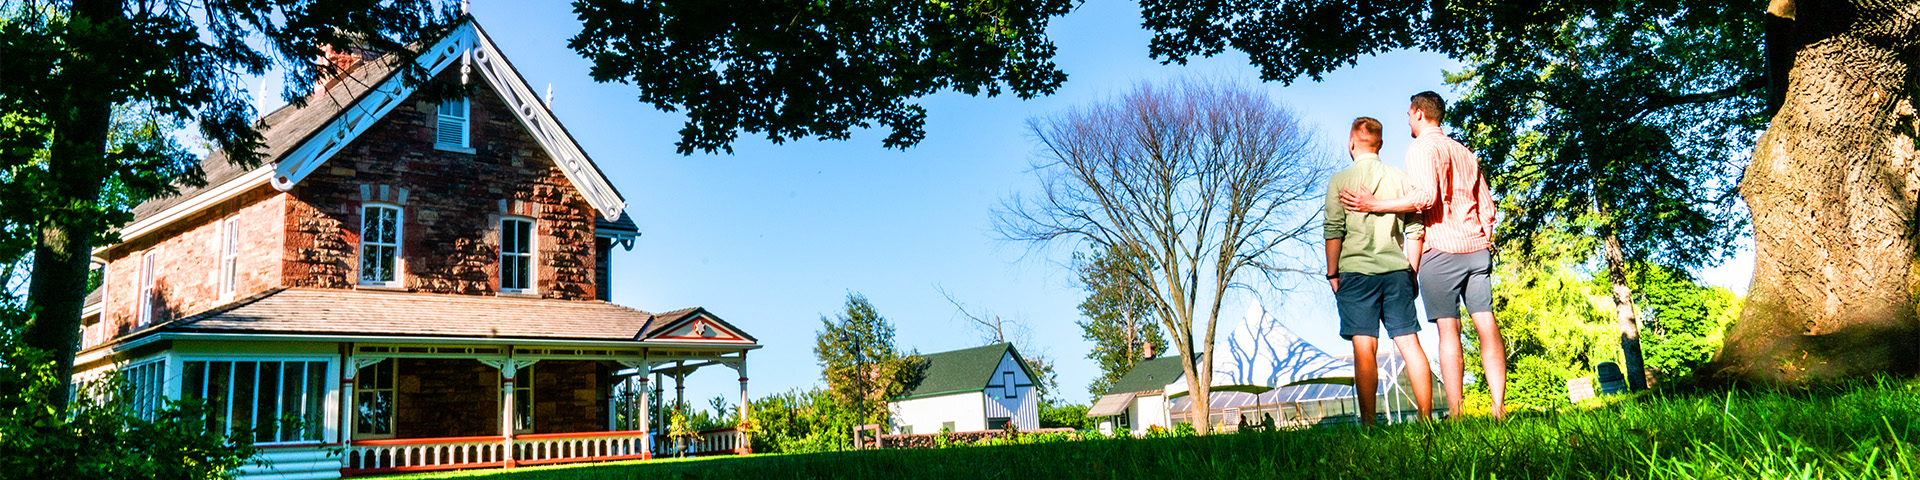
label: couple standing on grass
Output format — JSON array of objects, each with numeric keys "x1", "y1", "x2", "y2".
[{"x1": 1323, "y1": 91, "x2": 1507, "y2": 426}]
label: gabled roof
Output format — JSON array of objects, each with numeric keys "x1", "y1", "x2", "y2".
[
  {"x1": 895, "y1": 343, "x2": 1034, "y2": 400},
  {"x1": 642, "y1": 306, "x2": 758, "y2": 344},
  {"x1": 125, "y1": 54, "x2": 403, "y2": 228},
  {"x1": 78, "y1": 288, "x2": 756, "y2": 352},
  {"x1": 114, "y1": 17, "x2": 628, "y2": 248},
  {"x1": 1104, "y1": 355, "x2": 1188, "y2": 395}
]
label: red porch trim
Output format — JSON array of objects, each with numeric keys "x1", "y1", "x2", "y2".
[
  {"x1": 516, "y1": 429, "x2": 646, "y2": 440},
  {"x1": 341, "y1": 461, "x2": 508, "y2": 477},
  {"x1": 515, "y1": 453, "x2": 649, "y2": 466},
  {"x1": 351, "y1": 435, "x2": 505, "y2": 446}
]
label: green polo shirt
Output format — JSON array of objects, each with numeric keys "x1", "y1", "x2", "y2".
[{"x1": 1323, "y1": 154, "x2": 1423, "y2": 275}]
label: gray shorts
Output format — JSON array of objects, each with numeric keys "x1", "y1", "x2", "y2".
[
  {"x1": 1336, "y1": 270, "x2": 1420, "y2": 340},
  {"x1": 1419, "y1": 249, "x2": 1493, "y2": 321}
]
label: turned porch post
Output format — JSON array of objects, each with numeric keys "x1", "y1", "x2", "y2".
[
  {"x1": 618, "y1": 357, "x2": 655, "y2": 460},
  {"x1": 481, "y1": 355, "x2": 537, "y2": 469},
  {"x1": 673, "y1": 360, "x2": 686, "y2": 409},
  {"x1": 728, "y1": 353, "x2": 750, "y2": 455},
  {"x1": 499, "y1": 365, "x2": 517, "y2": 468}
]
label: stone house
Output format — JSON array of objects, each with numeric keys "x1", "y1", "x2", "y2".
[{"x1": 75, "y1": 17, "x2": 759, "y2": 479}]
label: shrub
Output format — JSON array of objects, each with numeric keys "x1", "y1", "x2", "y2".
[{"x1": 0, "y1": 310, "x2": 254, "y2": 479}]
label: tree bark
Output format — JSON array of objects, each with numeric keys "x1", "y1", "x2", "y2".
[
  {"x1": 20, "y1": 0, "x2": 120, "y2": 412},
  {"x1": 1718, "y1": 1, "x2": 1920, "y2": 385},
  {"x1": 1600, "y1": 227, "x2": 1649, "y2": 390}
]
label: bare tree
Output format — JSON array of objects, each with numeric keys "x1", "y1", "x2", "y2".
[
  {"x1": 996, "y1": 78, "x2": 1331, "y2": 435},
  {"x1": 936, "y1": 285, "x2": 1059, "y2": 400}
]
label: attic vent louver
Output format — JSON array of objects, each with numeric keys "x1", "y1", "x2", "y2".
[{"x1": 436, "y1": 97, "x2": 469, "y2": 148}]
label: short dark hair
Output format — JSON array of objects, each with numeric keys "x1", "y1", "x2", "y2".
[
  {"x1": 1351, "y1": 117, "x2": 1383, "y2": 152},
  {"x1": 1410, "y1": 91, "x2": 1446, "y2": 123}
]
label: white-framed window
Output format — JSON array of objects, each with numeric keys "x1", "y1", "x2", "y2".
[
  {"x1": 1004, "y1": 371, "x2": 1017, "y2": 398},
  {"x1": 120, "y1": 360, "x2": 166, "y2": 421},
  {"x1": 221, "y1": 214, "x2": 239, "y2": 295},
  {"x1": 499, "y1": 217, "x2": 533, "y2": 293},
  {"x1": 354, "y1": 358, "x2": 396, "y2": 438},
  {"x1": 435, "y1": 97, "x2": 470, "y2": 149},
  {"x1": 513, "y1": 365, "x2": 534, "y2": 433},
  {"x1": 183, "y1": 359, "x2": 330, "y2": 444},
  {"x1": 138, "y1": 251, "x2": 156, "y2": 326},
  {"x1": 359, "y1": 204, "x2": 401, "y2": 287}
]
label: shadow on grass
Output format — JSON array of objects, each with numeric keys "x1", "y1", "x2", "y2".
[{"x1": 386, "y1": 379, "x2": 1920, "y2": 480}]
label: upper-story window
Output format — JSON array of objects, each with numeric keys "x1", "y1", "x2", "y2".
[
  {"x1": 360, "y1": 205, "x2": 401, "y2": 287},
  {"x1": 500, "y1": 217, "x2": 533, "y2": 293},
  {"x1": 435, "y1": 97, "x2": 470, "y2": 149},
  {"x1": 220, "y1": 214, "x2": 239, "y2": 295},
  {"x1": 1004, "y1": 371, "x2": 1017, "y2": 398},
  {"x1": 138, "y1": 251, "x2": 155, "y2": 326}
]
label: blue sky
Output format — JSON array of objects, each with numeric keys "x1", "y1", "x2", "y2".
[{"x1": 276, "y1": 1, "x2": 1752, "y2": 405}]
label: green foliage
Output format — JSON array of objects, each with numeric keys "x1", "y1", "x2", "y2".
[
  {"x1": 0, "y1": 1, "x2": 463, "y2": 248},
  {"x1": 814, "y1": 293, "x2": 918, "y2": 428},
  {"x1": 1481, "y1": 231, "x2": 1619, "y2": 412},
  {"x1": 388, "y1": 381, "x2": 1920, "y2": 480},
  {"x1": 1073, "y1": 244, "x2": 1166, "y2": 398},
  {"x1": 1477, "y1": 234, "x2": 1740, "y2": 411},
  {"x1": 567, "y1": 0, "x2": 1077, "y2": 154},
  {"x1": 745, "y1": 388, "x2": 856, "y2": 454},
  {"x1": 2, "y1": 0, "x2": 464, "y2": 413},
  {"x1": 1037, "y1": 401, "x2": 1092, "y2": 430},
  {"x1": 1444, "y1": 1, "x2": 1763, "y2": 271},
  {"x1": 0, "y1": 304, "x2": 254, "y2": 479},
  {"x1": 1623, "y1": 265, "x2": 1741, "y2": 387}
]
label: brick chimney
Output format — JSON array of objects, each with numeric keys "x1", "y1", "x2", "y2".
[{"x1": 314, "y1": 43, "x2": 377, "y2": 94}]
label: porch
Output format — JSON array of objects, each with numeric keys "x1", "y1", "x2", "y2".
[{"x1": 334, "y1": 344, "x2": 755, "y2": 477}]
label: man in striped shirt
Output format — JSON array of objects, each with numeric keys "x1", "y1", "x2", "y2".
[{"x1": 1340, "y1": 91, "x2": 1508, "y2": 420}]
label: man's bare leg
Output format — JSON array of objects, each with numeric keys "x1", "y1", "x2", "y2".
[
  {"x1": 1352, "y1": 335, "x2": 1379, "y2": 427},
  {"x1": 1391, "y1": 333, "x2": 1434, "y2": 421},
  {"x1": 1471, "y1": 311, "x2": 1507, "y2": 419},
  {"x1": 1436, "y1": 318, "x2": 1465, "y2": 420}
]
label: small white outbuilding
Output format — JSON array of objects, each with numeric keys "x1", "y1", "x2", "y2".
[{"x1": 889, "y1": 343, "x2": 1040, "y2": 434}]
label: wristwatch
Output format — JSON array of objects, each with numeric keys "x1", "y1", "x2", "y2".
[{"x1": 1325, "y1": 273, "x2": 1339, "y2": 279}]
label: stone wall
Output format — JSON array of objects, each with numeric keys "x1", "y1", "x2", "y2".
[
  {"x1": 283, "y1": 66, "x2": 599, "y2": 299},
  {"x1": 531, "y1": 360, "x2": 608, "y2": 434},
  {"x1": 394, "y1": 358, "x2": 499, "y2": 438},
  {"x1": 91, "y1": 186, "x2": 286, "y2": 348}
]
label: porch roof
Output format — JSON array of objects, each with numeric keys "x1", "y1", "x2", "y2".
[{"x1": 157, "y1": 287, "x2": 703, "y2": 342}]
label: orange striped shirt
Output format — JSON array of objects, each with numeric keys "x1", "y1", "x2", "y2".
[{"x1": 1404, "y1": 126, "x2": 1495, "y2": 254}]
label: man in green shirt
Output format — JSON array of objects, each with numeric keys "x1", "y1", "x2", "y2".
[{"x1": 1324, "y1": 117, "x2": 1434, "y2": 425}]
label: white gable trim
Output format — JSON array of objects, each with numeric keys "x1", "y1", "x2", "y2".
[
  {"x1": 269, "y1": 20, "x2": 626, "y2": 221},
  {"x1": 107, "y1": 165, "x2": 276, "y2": 252}
]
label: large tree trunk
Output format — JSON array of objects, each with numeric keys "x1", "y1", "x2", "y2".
[
  {"x1": 20, "y1": 0, "x2": 120, "y2": 412},
  {"x1": 1600, "y1": 228, "x2": 1649, "y2": 391},
  {"x1": 1717, "y1": 1, "x2": 1920, "y2": 384}
]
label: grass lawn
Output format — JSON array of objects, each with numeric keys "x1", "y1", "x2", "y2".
[{"x1": 386, "y1": 380, "x2": 1920, "y2": 480}]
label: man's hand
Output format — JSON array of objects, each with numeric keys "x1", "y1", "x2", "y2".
[
  {"x1": 1341, "y1": 187, "x2": 1380, "y2": 213},
  {"x1": 1328, "y1": 276, "x2": 1340, "y2": 292}
]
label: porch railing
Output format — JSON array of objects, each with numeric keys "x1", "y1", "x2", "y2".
[
  {"x1": 340, "y1": 430, "x2": 650, "y2": 476},
  {"x1": 342, "y1": 435, "x2": 507, "y2": 476},
  {"x1": 515, "y1": 430, "x2": 649, "y2": 466},
  {"x1": 686, "y1": 427, "x2": 745, "y2": 456}
]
